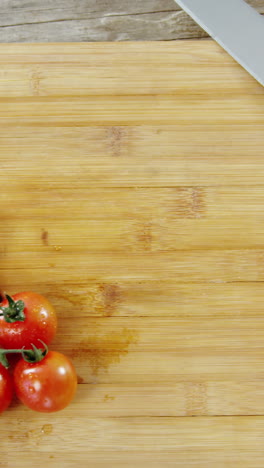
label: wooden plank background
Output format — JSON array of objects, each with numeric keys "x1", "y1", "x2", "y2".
[
  {"x1": 0, "y1": 41, "x2": 264, "y2": 467},
  {"x1": 0, "y1": 0, "x2": 263, "y2": 42}
]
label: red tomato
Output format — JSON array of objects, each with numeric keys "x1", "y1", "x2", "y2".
[
  {"x1": 14, "y1": 351, "x2": 77, "y2": 413},
  {"x1": 0, "y1": 292, "x2": 57, "y2": 349},
  {"x1": 0, "y1": 364, "x2": 13, "y2": 413}
]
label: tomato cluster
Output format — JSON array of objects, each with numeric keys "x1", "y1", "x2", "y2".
[{"x1": 0, "y1": 292, "x2": 77, "y2": 413}]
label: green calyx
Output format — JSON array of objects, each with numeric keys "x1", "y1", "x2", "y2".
[
  {"x1": 0, "y1": 294, "x2": 25, "y2": 323},
  {"x1": 0, "y1": 340, "x2": 48, "y2": 368},
  {"x1": 22, "y1": 340, "x2": 48, "y2": 364}
]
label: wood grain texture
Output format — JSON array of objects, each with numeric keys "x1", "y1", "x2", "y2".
[
  {"x1": 0, "y1": 0, "x2": 263, "y2": 42},
  {"x1": 1, "y1": 41, "x2": 264, "y2": 467},
  {"x1": 4, "y1": 416, "x2": 264, "y2": 467}
]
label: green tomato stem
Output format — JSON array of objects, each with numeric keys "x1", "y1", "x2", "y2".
[
  {"x1": 0, "y1": 340, "x2": 48, "y2": 368},
  {"x1": 0, "y1": 349, "x2": 26, "y2": 354}
]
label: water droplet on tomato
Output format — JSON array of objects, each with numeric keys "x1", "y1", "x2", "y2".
[
  {"x1": 43, "y1": 397, "x2": 52, "y2": 408},
  {"x1": 40, "y1": 308, "x2": 48, "y2": 319}
]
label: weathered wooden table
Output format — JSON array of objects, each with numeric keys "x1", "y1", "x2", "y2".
[{"x1": 0, "y1": 0, "x2": 263, "y2": 42}]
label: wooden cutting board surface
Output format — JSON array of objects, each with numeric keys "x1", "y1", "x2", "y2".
[{"x1": 1, "y1": 41, "x2": 264, "y2": 467}]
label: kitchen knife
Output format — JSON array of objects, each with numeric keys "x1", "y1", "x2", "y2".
[{"x1": 176, "y1": 0, "x2": 264, "y2": 87}]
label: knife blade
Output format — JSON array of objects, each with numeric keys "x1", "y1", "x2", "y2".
[{"x1": 176, "y1": 0, "x2": 264, "y2": 87}]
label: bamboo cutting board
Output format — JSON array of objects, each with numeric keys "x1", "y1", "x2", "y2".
[{"x1": 1, "y1": 42, "x2": 264, "y2": 467}]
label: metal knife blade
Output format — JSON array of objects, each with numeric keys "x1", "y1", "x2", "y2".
[{"x1": 176, "y1": 0, "x2": 264, "y2": 87}]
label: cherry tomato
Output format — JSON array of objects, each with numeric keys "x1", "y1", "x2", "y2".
[
  {"x1": 0, "y1": 364, "x2": 13, "y2": 413},
  {"x1": 0, "y1": 292, "x2": 57, "y2": 349},
  {"x1": 14, "y1": 351, "x2": 77, "y2": 413}
]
